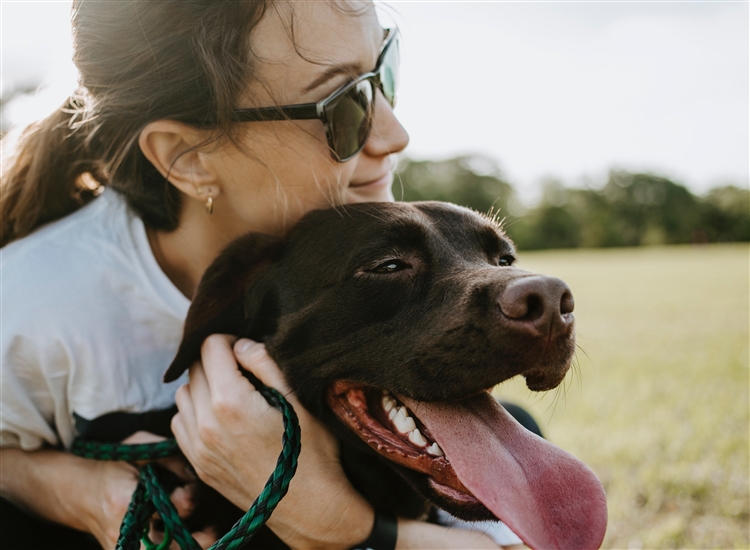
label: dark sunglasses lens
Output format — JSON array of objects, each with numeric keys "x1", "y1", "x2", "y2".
[
  {"x1": 379, "y1": 35, "x2": 399, "y2": 107},
  {"x1": 327, "y1": 80, "x2": 374, "y2": 160}
]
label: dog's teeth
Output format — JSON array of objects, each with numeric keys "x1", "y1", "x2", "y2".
[
  {"x1": 393, "y1": 409, "x2": 417, "y2": 434},
  {"x1": 382, "y1": 395, "x2": 397, "y2": 413},
  {"x1": 408, "y1": 429, "x2": 428, "y2": 447},
  {"x1": 400, "y1": 417, "x2": 417, "y2": 433},
  {"x1": 426, "y1": 442, "x2": 444, "y2": 457},
  {"x1": 388, "y1": 407, "x2": 398, "y2": 420}
]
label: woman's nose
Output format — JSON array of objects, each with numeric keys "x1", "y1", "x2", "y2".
[{"x1": 362, "y1": 91, "x2": 409, "y2": 157}]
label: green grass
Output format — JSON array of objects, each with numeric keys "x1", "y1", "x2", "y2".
[{"x1": 493, "y1": 244, "x2": 749, "y2": 549}]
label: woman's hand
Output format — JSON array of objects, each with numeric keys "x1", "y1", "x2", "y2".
[
  {"x1": 0, "y1": 448, "x2": 141, "y2": 549},
  {"x1": 0, "y1": 440, "x2": 213, "y2": 550},
  {"x1": 171, "y1": 335, "x2": 374, "y2": 549},
  {"x1": 0, "y1": 447, "x2": 196, "y2": 550},
  {"x1": 75, "y1": 457, "x2": 140, "y2": 548},
  {"x1": 118, "y1": 431, "x2": 219, "y2": 549}
]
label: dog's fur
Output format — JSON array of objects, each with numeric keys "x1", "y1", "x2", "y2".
[{"x1": 165, "y1": 201, "x2": 577, "y2": 546}]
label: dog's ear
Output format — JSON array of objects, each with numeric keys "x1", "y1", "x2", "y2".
[{"x1": 163, "y1": 233, "x2": 284, "y2": 382}]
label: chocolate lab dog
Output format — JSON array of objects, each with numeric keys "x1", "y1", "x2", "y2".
[{"x1": 164, "y1": 201, "x2": 607, "y2": 550}]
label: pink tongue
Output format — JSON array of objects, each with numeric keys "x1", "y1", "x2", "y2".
[{"x1": 401, "y1": 393, "x2": 607, "y2": 550}]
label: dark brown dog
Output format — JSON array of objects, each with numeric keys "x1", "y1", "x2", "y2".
[{"x1": 164, "y1": 201, "x2": 607, "y2": 549}]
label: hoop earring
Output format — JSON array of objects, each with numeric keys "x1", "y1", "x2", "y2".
[{"x1": 205, "y1": 189, "x2": 214, "y2": 215}]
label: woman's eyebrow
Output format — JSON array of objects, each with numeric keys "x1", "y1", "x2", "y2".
[{"x1": 302, "y1": 62, "x2": 364, "y2": 94}]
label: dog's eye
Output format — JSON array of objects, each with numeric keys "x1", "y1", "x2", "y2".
[
  {"x1": 371, "y1": 260, "x2": 410, "y2": 274},
  {"x1": 497, "y1": 255, "x2": 516, "y2": 267}
]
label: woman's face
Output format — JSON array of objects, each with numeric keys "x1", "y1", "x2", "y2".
[{"x1": 206, "y1": 0, "x2": 409, "y2": 236}]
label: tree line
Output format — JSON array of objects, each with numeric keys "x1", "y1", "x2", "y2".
[{"x1": 395, "y1": 155, "x2": 749, "y2": 251}]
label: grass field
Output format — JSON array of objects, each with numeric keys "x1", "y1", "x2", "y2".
[{"x1": 493, "y1": 244, "x2": 749, "y2": 549}]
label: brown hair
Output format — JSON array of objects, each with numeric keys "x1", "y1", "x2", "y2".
[{"x1": 1, "y1": 0, "x2": 270, "y2": 247}]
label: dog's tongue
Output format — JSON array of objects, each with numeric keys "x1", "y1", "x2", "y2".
[{"x1": 400, "y1": 393, "x2": 607, "y2": 550}]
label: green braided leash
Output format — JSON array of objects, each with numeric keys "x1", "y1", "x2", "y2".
[
  {"x1": 72, "y1": 380, "x2": 301, "y2": 550},
  {"x1": 72, "y1": 439, "x2": 180, "y2": 462}
]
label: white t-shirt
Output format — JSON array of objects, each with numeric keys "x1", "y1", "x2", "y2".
[
  {"x1": 434, "y1": 510, "x2": 523, "y2": 547},
  {"x1": 1, "y1": 189, "x2": 189, "y2": 450}
]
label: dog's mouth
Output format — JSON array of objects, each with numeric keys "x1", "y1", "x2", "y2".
[
  {"x1": 327, "y1": 380, "x2": 608, "y2": 550},
  {"x1": 327, "y1": 381, "x2": 481, "y2": 507}
]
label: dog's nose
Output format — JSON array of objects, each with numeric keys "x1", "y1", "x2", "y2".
[{"x1": 498, "y1": 276, "x2": 574, "y2": 337}]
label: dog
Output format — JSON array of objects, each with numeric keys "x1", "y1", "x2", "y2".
[{"x1": 164, "y1": 201, "x2": 607, "y2": 549}]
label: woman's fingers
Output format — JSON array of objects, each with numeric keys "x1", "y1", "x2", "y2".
[
  {"x1": 195, "y1": 335, "x2": 277, "y2": 422},
  {"x1": 173, "y1": 375, "x2": 218, "y2": 481},
  {"x1": 233, "y1": 339, "x2": 292, "y2": 395},
  {"x1": 170, "y1": 334, "x2": 373, "y2": 548},
  {"x1": 232, "y1": 338, "x2": 341, "y2": 460},
  {"x1": 192, "y1": 528, "x2": 220, "y2": 549},
  {"x1": 121, "y1": 430, "x2": 166, "y2": 445},
  {"x1": 119, "y1": 429, "x2": 198, "y2": 520},
  {"x1": 198, "y1": 334, "x2": 245, "y2": 394},
  {"x1": 171, "y1": 334, "x2": 287, "y2": 510},
  {"x1": 193, "y1": 335, "x2": 289, "y2": 410}
]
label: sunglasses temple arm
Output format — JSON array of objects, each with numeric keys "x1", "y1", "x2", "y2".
[{"x1": 232, "y1": 104, "x2": 320, "y2": 122}]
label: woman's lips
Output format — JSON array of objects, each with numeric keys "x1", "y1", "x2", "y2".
[{"x1": 349, "y1": 172, "x2": 392, "y2": 189}]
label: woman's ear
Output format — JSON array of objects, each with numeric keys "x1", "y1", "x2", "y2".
[{"x1": 138, "y1": 120, "x2": 217, "y2": 200}]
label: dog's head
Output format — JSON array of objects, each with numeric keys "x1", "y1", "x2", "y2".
[{"x1": 165, "y1": 201, "x2": 606, "y2": 550}]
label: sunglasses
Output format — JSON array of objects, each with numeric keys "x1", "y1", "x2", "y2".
[{"x1": 232, "y1": 28, "x2": 399, "y2": 162}]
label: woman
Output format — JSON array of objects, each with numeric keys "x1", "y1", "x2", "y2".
[{"x1": 1, "y1": 1, "x2": 520, "y2": 548}]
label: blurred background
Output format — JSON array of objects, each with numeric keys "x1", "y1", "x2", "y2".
[{"x1": 2, "y1": 1, "x2": 748, "y2": 548}]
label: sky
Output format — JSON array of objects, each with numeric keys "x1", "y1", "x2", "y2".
[{"x1": 1, "y1": 1, "x2": 748, "y2": 202}]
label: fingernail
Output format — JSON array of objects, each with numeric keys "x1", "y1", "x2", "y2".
[{"x1": 235, "y1": 338, "x2": 256, "y2": 354}]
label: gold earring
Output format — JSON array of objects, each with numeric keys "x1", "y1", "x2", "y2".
[{"x1": 205, "y1": 188, "x2": 214, "y2": 215}]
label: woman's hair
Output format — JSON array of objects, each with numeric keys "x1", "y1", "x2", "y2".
[{"x1": 1, "y1": 0, "x2": 270, "y2": 247}]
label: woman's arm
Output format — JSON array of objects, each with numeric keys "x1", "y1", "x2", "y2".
[
  {"x1": 396, "y1": 518, "x2": 501, "y2": 549},
  {"x1": 0, "y1": 440, "x2": 210, "y2": 548},
  {"x1": 0, "y1": 447, "x2": 140, "y2": 548},
  {"x1": 172, "y1": 336, "x2": 500, "y2": 550}
]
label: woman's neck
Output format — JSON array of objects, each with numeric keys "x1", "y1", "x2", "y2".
[{"x1": 146, "y1": 203, "x2": 237, "y2": 299}]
